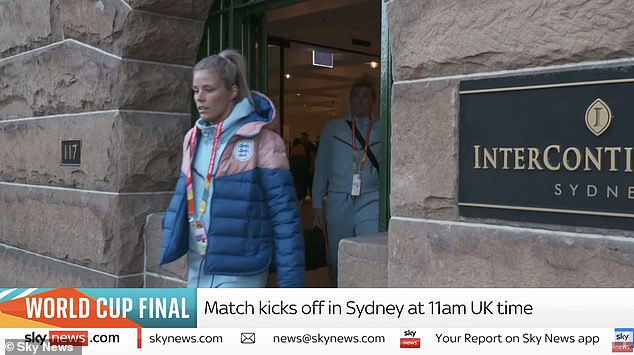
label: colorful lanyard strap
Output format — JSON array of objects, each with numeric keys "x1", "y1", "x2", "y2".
[
  {"x1": 185, "y1": 121, "x2": 224, "y2": 223},
  {"x1": 351, "y1": 114, "x2": 373, "y2": 172}
]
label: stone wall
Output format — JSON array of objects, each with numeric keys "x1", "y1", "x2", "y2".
[
  {"x1": 385, "y1": 0, "x2": 634, "y2": 287},
  {"x1": 144, "y1": 213, "x2": 187, "y2": 287},
  {"x1": 0, "y1": 0, "x2": 212, "y2": 286}
]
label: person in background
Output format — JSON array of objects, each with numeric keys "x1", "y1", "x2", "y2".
[
  {"x1": 301, "y1": 132, "x2": 317, "y2": 200},
  {"x1": 312, "y1": 76, "x2": 380, "y2": 287},
  {"x1": 290, "y1": 137, "x2": 310, "y2": 201},
  {"x1": 160, "y1": 49, "x2": 304, "y2": 288}
]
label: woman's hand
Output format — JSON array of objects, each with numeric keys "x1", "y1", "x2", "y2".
[{"x1": 313, "y1": 208, "x2": 325, "y2": 229}]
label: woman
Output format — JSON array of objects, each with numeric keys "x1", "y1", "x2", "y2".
[
  {"x1": 312, "y1": 77, "x2": 380, "y2": 287},
  {"x1": 160, "y1": 49, "x2": 304, "y2": 288}
]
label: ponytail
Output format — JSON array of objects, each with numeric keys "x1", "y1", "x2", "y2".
[{"x1": 193, "y1": 49, "x2": 254, "y2": 106}]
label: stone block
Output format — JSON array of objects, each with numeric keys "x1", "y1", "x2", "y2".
[
  {"x1": 0, "y1": 41, "x2": 119, "y2": 119},
  {"x1": 126, "y1": 0, "x2": 213, "y2": 20},
  {"x1": 117, "y1": 275, "x2": 144, "y2": 287},
  {"x1": 116, "y1": 59, "x2": 192, "y2": 113},
  {"x1": 56, "y1": 0, "x2": 128, "y2": 56},
  {"x1": 338, "y1": 233, "x2": 388, "y2": 288},
  {"x1": 119, "y1": 11, "x2": 204, "y2": 65},
  {"x1": 144, "y1": 213, "x2": 188, "y2": 280},
  {"x1": 0, "y1": 0, "x2": 55, "y2": 58},
  {"x1": 390, "y1": 80, "x2": 458, "y2": 219},
  {"x1": 388, "y1": 218, "x2": 634, "y2": 287},
  {"x1": 387, "y1": 0, "x2": 634, "y2": 81},
  {"x1": 145, "y1": 274, "x2": 186, "y2": 288},
  {"x1": 0, "y1": 244, "x2": 142, "y2": 287},
  {"x1": 0, "y1": 111, "x2": 188, "y2": 192},
  {"x1": 57, "y1": 0, "x2": 204, "y2": 65},
  {"x1": 112, "y1": 111, "x2": 189, "y2": 191},
  {"x1": 0, "y1": 40, "x2": 192, "y2": 119},
  {"x1": 0, "y1": 183, "x2": 171, "y2": 275}
]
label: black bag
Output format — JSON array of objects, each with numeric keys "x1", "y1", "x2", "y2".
[{"x1": 304, "y1": 227, "x2": 327, "y2": 270}]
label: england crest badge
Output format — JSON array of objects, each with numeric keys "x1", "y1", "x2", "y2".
[{"x1": 234, "y1": 140, "x2": 254, "y2": 161}]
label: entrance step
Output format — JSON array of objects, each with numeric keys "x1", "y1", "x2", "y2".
[{"x1": 338, "y1": 233, "x2": 388, "y2": 287}]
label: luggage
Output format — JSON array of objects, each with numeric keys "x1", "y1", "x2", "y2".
[{"x1": 304, "y1": 227, "x2": 327, "y2": 270}]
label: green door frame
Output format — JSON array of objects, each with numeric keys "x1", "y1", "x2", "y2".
[
  {"x1": 196, "y1": 0, "x2": 392, "y2": 232},
  {"x1": 379, "y1": 1, "x2": 391, "y2": 232}
]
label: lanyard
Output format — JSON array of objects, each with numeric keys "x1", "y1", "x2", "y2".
[
  {"x1": 186, "y1": 121, "x2": 223, "y2": 222},
  {"x1": 351, "y1": 114, "x2": 373, "y2": 172}
]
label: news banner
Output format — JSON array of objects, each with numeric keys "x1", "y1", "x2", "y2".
[{"x1": 0, "y1": 288, "x2": 633, "y2": 354}]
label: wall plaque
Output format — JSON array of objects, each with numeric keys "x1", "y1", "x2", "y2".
[
  {"x1": 61, "y1": 139, "x2": 81, "y2": 166},
  {"x1": 459, "y1": 64, "x2": 634, "y2": 229}
]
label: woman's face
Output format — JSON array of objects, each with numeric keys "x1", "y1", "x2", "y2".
[
  {"x1": 192, "y1": 69, "x2": 238, "y2": 123},
  {"x1": 350, "y1": 85, "x2": 374, "y2": 118}
]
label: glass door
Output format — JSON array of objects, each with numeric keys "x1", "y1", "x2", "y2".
[{"x1": 197, "y1": 0, "x2": 306, "y2": 92}]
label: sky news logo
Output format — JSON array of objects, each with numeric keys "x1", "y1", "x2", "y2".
[
  {"x1": 613, "y1": 328, "x2": 634, "y2": 352},
  {"x1": 5, "y1": 339, "x2": 81, "y2": 354},
  {"x1": 25, "y1": 331, "x2": 88, "y2": 347},
  {"x1": 400, "y1": 330, "x2": 421, "y2": 349}
]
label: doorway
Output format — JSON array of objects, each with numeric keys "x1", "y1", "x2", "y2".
[
  {"x1": 265, "y1": 1, "x2": 381, "y2": 140},
  {"x1": 197, "y1": 0, "x2": 388, "y2": 286}
]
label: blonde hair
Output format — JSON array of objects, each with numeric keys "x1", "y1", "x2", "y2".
[
  {"x1": 193, "y1": 49, "x2": 254, "y2": 105},
  {"x1": 349, "y1": 74, "x2": 377, "y2": 103}
]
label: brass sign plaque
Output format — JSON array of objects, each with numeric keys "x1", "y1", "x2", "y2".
[{"x1": 459, "y1": 65, "x2": 634, "y2": 229}]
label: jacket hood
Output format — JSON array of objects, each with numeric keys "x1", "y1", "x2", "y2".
[{"x1": 235, "y1": 91, "x2": 279, "y2": 137}]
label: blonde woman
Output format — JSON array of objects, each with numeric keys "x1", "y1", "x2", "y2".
[{"x1": 161, "y1": 50, "x2": 304, "y2": 288}]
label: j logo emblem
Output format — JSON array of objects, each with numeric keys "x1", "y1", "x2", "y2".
[{"x1": 585, "y1": 98, "x2": 612, "y2": 136}]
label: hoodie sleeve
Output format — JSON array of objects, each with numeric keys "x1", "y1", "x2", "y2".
[{"x1": 256, "y1": 129, "x2": 305, "y2": 287}]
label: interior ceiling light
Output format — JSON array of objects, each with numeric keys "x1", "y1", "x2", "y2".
[
  {"x1": 369, "y1": 61, "x2": 379, "y2": 69},
  {"x1": 296, "y1": 92, "x2": 301, "y2": 96},
  {"x1": 312, "y1": 50, "x2": 333, "y2": 68},
  {"x1": 285, "y1": 73, "x2": 291, "y2": 79}
]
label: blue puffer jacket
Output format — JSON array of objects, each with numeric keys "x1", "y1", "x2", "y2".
[{"x1": 160, "y1": 92, "x2": 304, "y2": 287}]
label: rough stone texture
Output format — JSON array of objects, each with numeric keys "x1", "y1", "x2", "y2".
[
  {"x1": 144, "y1": 213, "x2": 188, "y2": 280},
  {"x1": 0, "y1": 244, "x2": 143, "y2": 287},
  {"x1": 0, "y1": 111, "x2": 188, "y2": 192},
  {"x1": 387, "y1": 0, "x2": 634, "y2": 81},
  {"x1": 388, "y1": 218, "x2": 634, "y2": 287},
  {"x1": 0, "y1": 41, "x2": 192, "y2": 120},
  {"x1": 0, "y1": 41, "x2": 117, "y2": 119},
  {"x1": 1, "y1": 0, "x2": 204, "y2": 65},
  {"x1": 57, "y1": 0, "x2": 204, "y2": 65},
  {"x1": 118, "y1": 10, "x2": 204, "y2": 65},
  {"x1": 0, "y1": 0, "x2": 201, "y2": 289},
  {"x1": 56, "y1": 0, "x2": 128, "y2": 55},
  {"x1": 338, "y1": 233, "x2": 388, "y2": 288},
  {"x1": 145, "y1": 274, "x2": 186, "y2": 288},
  {"x1": 116, "y1": 274, "x2": 144, "y2": 287},
  {"x1": 0, "y1": 183, "x2": 172, "y2": 275},
  {"x1": 111, "y1": 111, "x2": 189, "y2": 191},
  {"x1": 127, "y1": 0, "x2": 213, "y2": 20},
  {"x1": 116, "y1": 57, "x2": 193, "y2": 112},
  {"x1": 390, "y1": 80, "x2": 458, "y2": 219},
  {"x1": 0, "y1": 0, "x2": 56, "y2": 59}
]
